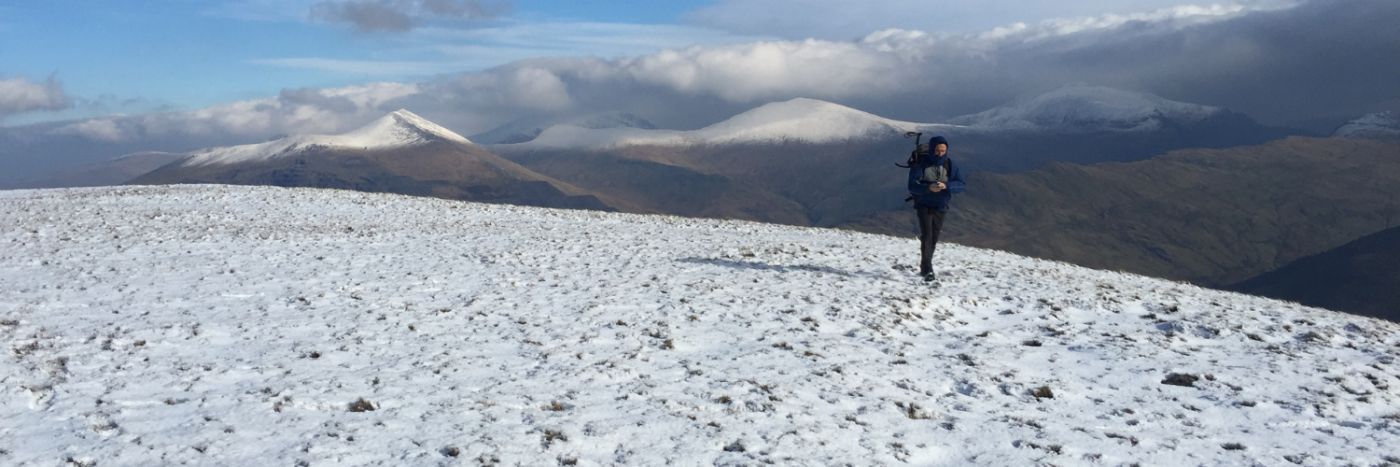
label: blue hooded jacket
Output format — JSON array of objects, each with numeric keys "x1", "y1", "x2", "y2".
[{"x1": 907, "y1": 139, "x2": 965, "y2": 211}]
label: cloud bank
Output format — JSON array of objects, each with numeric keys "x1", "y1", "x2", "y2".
[
  {"x1": 8, "y1": 0, "x2": 1399, "y2": 171},
  {"x1": 686, "y1": 0, "x2": 1290, "y2": 39},
  {"x1": 48, "y1": 82, "x2": 419, "y2": 143},
  {"x1": 0, "y1": 76, "x2": 71, "y2": 119}
]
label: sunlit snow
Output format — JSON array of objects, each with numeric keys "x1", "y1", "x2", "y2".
[{"x1": 1, "y1": 185, "x2": 1396, "y2": 465}]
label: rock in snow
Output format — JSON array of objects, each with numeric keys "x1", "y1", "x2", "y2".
[{"x1": 1, "y1": 185, "x2": 1397, "y2": 465}]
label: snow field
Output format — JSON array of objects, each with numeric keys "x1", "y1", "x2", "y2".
[{"x1": 1, "y1": 185, "x2": 1397, "y2": 466}]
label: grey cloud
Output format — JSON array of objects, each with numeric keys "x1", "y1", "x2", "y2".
[
  {"x1": 685, "y1": 0, "x2": 1281, "y2": 39},
  {"x1": 310, "y1": 1, "x2": 414, "y2": 32},
  {"x1": 419, "y1": 0, "x2": 508, "y2": 18},
  {"x1": 410, "y1": 0, "x2": 1394, "y2": 131},
  {"x1": 0, "y1": 76, "x2": 71, "y2": 119},
  {"x1": 309, "y1": 0, "x2": 508, "y2": 33}
]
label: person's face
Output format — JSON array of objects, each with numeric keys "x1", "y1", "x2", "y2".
[{"x1": 934, "y1": 143, "x2": 948, "y2": 157}]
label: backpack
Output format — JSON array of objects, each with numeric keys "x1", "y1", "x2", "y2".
[
  {"x1": 903, "y1": 153, "x2": 951, "y2": 203},
  {"x1": 896, "y1": 143, "x2": 930, "y2": 168}
]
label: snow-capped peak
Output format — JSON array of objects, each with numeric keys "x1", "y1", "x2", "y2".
[
  {"x1": 692, "y1": 98, "x2": 921, "y2": 145},
  {"x1": 1333, "y1": 111, "x2": 1400, "y2": 139},
  {"x1": 180, "y1": 109, "x2": 472, "y2": 167},
  {"x1": 516, "y1": 98, "x2": 948, "y2": 149},
  {"x1": 341, "y1": 109, "x2": 474, "y2": 147},
  {"x1": 952, "y1": 84, "x2": 1224, "y2": 132}
]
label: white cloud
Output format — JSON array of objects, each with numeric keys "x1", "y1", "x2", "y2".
[
  {"x1": 250, "y1": 58, "x2": 462, "y2": 76},
  {"x1": 432, "y1": 66, "x2": 573, "y2": 111},
  {"x1": 51, "y1": 119, "x2": 127, "y2": 142},
  {"x1": 47, "y1": 82, "x2": 421, "y2": 142},
  {"x1": 401, "y1": 21, "x2": 773, "y2": 72},
  {"x1": 0, "y1": 76, "x2": 71, "y2": 118},
  {"x1": 248, "y1": 21, "x2": 769, "y2": 84},
  {"x1": 620, "y1": 39, "x2": 907, "y2": 102},
  {"x1": 975, "y1": 3, "x2": 1263, "y2": 42}
]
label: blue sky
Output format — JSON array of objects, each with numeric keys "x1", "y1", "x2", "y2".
[{"x1": 0, "y1": 0, "x2": 740, "y2": 123}]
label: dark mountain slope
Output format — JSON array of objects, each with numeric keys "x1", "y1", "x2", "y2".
[{"x1": 1232, "y1": 226, "x2": 1400, "y2": 321}]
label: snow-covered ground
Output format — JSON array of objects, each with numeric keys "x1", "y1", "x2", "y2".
[{"x1": 2, "y1": 185, "x2": 1397, "y2": 466}]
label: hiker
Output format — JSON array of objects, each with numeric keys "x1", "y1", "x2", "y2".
[{"x1": 907, "y1": 135, "x2": 965, "y2": 281}]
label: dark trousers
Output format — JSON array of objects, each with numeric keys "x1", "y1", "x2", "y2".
[{"x1": 916, "y1": 207, "x2": 946, "y2": 275}]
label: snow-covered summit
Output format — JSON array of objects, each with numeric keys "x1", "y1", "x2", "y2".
[
  {"x1": 3, "y1": 185, "x2": 1397, "y2": 465},
  {"x1": 515, "y1": 98, "x2": 950, "y2": 150},
  {"x1": 952, "y1": 84, "x2": 1225, "y2": 132},
  {"x1": 1333, "y1": 111, "x2": 1400, "y2": 139},
  {"x1": 471, "y1": 112, "x2": 657, "y2": 145},
  {"x1": 690, "y1": 97, "x2": 922, "y2": 145},
  {"x1": 340, "y1": 109, "x2": 473, "y2": 147},
  {"x1": 180, "y1": 109, "x2": 472, "y2": 167}
]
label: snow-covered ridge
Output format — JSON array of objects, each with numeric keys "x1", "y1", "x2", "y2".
[
  {"x1": 691, "y1": 98, "x2": 923, "y2": 144},
  {"x1": 2, "y1": 185, "x2": 1396, "y2": 465},
  {"x1": 951, "y1": 84, "x2": 1225, "y2": 132},
  {"x1": 180, "y1": 109, "x2": 472, "y2": 167},
  {"x1": 516, "y1": 98, "x2": 955, "y2": 149},
  {"x1": 1334, "y1": 111, "x2": 1400, "y2": 139},
  {"x1": 471, "y1": 112, "x2": 658, "y2": 145}
]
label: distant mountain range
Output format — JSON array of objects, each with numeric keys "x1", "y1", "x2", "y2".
[
  {"x1": 945, "y1": 85, "x2": 1291, "y2": 172},
  {"x1": 499, "y1": 98, "x2": 948, "y2": 149},
  {"x1": 950, "y1": 84, "x2": 1228, "y2": 132},
  {"x1": 1333, "y1": 111, "x2": 1400, "y2": 140},
  {"x1": 493, "y1": 85, "x2": 1289, "y2": 174},
  {"x1": 131, "y1": 110, "x2": 619, "y2": 211}
]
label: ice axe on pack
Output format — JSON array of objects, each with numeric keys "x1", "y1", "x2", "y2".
[{"x1": 895, "y1": 131, "x2": 926, "y2": 168}]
